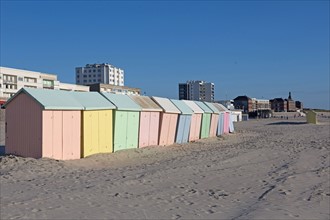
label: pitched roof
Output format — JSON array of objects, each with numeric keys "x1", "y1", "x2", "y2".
[
  {"x1": 170, "y1": 99, "x2": 193, "y2": 115},
  {"x1": 194, "y1": 101, "x2": 213, "y2": 113},
  {"x1": 101, "y1": 93, "x2": 141, "y2": 111},
  {"x1": 5, "y1": 88, "x2": 84, "y2": 110},
  {"x1": 129, "y1": 95, "x2": 162, "y2": 112},
  {"x1": 203, "y1": 102, "x2": 220, "y2": 114},
  {"x1": 182, "y1": 100, "x2": 204, "y2": 113},
  {"x1": 151, "y1": 96, "x2": 181, "y2": 114},
  {"x1": 70, "y1": 91, "x2": 116, "y2": 110},
  {"x1": 213, "y1": 103, "x2": 229, "y2": 112}
]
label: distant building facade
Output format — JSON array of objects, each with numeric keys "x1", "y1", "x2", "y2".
[
  {"x1": 75, "y1": 63, "x2": 124, "y2": 86},
  {"x1": 179, "y1": 80, "x2": 214, "y2": 102},
  {"x1": 234, "y1": 95, "x2": 271, "y2": 116},
  {"x1": 286, "y1": 92, "x2": 296, "y2": 112},
  {"x1": 233, "y1": 96, "x2": 253, "y2": 113},
  {"x1": 0, "y1": 66, "x2": 89, "y2": 103},
  {"x1": 216, "y1": 100, "x2": 235, "y2": 110},
  {"x1": 270, "y1": 92, "x2": 301, "y2": 112},
  {"x1": 270, "y1": 98, "x2": 287, "y2": 112},
  {"x1": 89, "y1": 83, "x2": 140, "y2": 96},
  {"x1": 295, "y1": 101, "x2": 303, "y2": 110}
]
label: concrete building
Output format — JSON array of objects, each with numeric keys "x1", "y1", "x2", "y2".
[
  {"x1": 179, "y1": 80, "x2": 214, "y2": 102},
  {"x1": 75, "y1": 63, "x2": 124, "y2": 86},
  {"x1": 270, "y1": 92, "x2": 301, "y2": 112},
  {"x1": 234, "y1": 96, "x2": 271, "y2": 117},
  {"x1": 0, "y1": 66, "x2": 89, "y2": 104},
  {"x1": 233, "y1": 96, "x2": 253, "y2": 113},
  {"x1": 89, "y1": 83, "x2": 140, "y2": 96},
  {"x1": 215, "y1": 100, "x2": 235, "y2": 110},
  {"x1": 286, "y1": 92, "x2": 296, "y2": 112},
  {"x1": 270, "y1": 98, "x2": 287, "y2": 112},
  {"x1": 58, "y1": 83, "x2": 89, "y2": 92}
]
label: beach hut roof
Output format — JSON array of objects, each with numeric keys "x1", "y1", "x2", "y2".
[
  {"x1": 151, "y1": 96, "x2": 181, "y2": 114},
  {"x1": 170, "y1": 99, "x2": 193, "y2": 115},
  {"x1": 129, "y1": 95, "x2": 162, "y2": 112},
  {"x1": 71, "y1": 91, "x2": 116, "y2": 110},
  {"x1": 101, "y1": 93, "x2": 141, "y2": 111},
  {"x1": 203, "y1": 102, "x2": 220, "y2": 114},
  {"x1": 194, "y1": 101, "x2": 213, "y2": 113},
  {"x1": 213, "y1": 103, "x2": 229, "y2": 112},
  {"x1": 4, "y1": 88, "x2": 84, "y2": 110},
  {"x1": 182, "y1": 100, "x2": 204, "y2": 114}
]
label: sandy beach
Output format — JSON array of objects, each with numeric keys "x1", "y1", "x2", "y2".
[{"x1": 1, "y1": 115, "x2": 329, "y2": 219}]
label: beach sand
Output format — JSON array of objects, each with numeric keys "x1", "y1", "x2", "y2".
[{"x1": 1, "y1": 116, "x2": 329, "y2": 219}]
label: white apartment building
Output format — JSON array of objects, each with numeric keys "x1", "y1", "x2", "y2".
[
  {"x1": 75, "y1": 63, "x2": 124, "y2": 86},
  {"x1": 0, "y1": 66, "x2": 89, "y2": 102},
  {"x1": 179, "y1": 80, "x2": 215, "y2": 102}
]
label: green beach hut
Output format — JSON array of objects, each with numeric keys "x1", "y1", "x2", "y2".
[{"x1": 101, "y1": 93, "x2": 141, "y2": 152}]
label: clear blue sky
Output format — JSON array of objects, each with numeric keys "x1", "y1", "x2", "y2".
[{"x1": 1, "y1": 0, "x2": 329, "y2": 109}]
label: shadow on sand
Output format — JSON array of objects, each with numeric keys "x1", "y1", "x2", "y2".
[{"x1": 267, "y1": 121, "x2": 307, "y2": 125}]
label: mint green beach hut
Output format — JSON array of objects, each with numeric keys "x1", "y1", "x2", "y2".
[
  {"x1": 194, "y1": 101, "x2": 213, "y2": 139},
  {"x1": 101, "y1": 93, "x2": 141, "y2": 152}
]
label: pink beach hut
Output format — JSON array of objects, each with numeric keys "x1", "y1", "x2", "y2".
[
  {"x1": 151, "y1": 96, "x2": 181, "y2": 146},
  {"x1": 129, "y1": 95, "x2": 163, "y2": 148},
  {"x1": 4, "y1": 88, "x2": 83, "y2": 160},
  {"x1": 182, "y1": 100, "x2": 203, "y2": 141}
]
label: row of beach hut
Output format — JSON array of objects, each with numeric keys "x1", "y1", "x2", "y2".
[{"x1": 4, "y1": 88, "x2": 234, "y2": 160}]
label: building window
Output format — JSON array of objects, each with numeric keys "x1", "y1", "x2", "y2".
[
  {"x1": 83, "y1": 80, "x2": 87, "y2": 83},
  {"x1": 76, "y1": 70, "x2": 80, "y2": 73},
  {"x1": 77, "y1": 75, "x2": 80, "y2": 78},
  {"x1": 93, "y1": 70, "x2": 96, "y2": 72},
  {"x1": 89, "y1": 70, "x2": 91, "y2": 73},
  {"x1": 98, "y1": 69, "x2": 101, "y2": 72},
  {"x1": 84, "y1": 70, "x2": 87, "y2": 73}
]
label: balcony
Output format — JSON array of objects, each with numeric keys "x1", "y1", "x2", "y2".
[{"x1": 3, "y1": 80, "x2": 17, "y2": 85}]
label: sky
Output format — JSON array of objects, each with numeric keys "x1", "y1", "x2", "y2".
[{"x1": 1, "y1": 0, "x2": 329, "y2": 109}]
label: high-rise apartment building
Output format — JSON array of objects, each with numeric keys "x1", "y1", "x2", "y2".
[
  {"x1": 179, "y1": 80, "x2": 215, "y2": 102},
  {"x1": 75, "y1": 63, "x2": 124, "y2": 86}
]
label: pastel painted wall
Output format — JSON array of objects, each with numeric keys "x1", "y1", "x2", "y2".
[
  {"x1": 217, "y1": 113, "x2": 225, "y2": 136},
  {"x1": 6, "y1": 93, "x2": 42, "y2": 158},
  {"x1": 82, "y1": 110, "x2": 113, "y2": 157},
  {"x1": 113, "y1": 111, "x2": 139, "y2": 152},
  {"x1": 42, "y1": 110, "x2": 81, "y2": 160},
  {"x1": 200, "y1": 113, "x2": 211, "y2": 139},
  {"x1": 158, "y1": 113, "x2": 178, "y2": 146},
  {"x1": 223, "y1": 112, "x2": 230, "y2": 134},
  {"x1": 209, "y1": 114, "x2": 219, "y2": 137},
  {"x1": 175, "y1": 115, "x2": 191, "y2": 144},
  {"x1": 189, "y1": 113, "x2": 202, "y2": 141},
  {"x1": 139, "y1": 111, "x2": 160, "y2": 148}
]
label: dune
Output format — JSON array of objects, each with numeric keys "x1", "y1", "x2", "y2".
[{"x1": 1, "y1": 116, "x2": 329, "y2": 219}]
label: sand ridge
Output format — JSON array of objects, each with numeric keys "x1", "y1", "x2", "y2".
[{"x1": 1, "y1": 117, "x2": 329, "y2": 219}]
